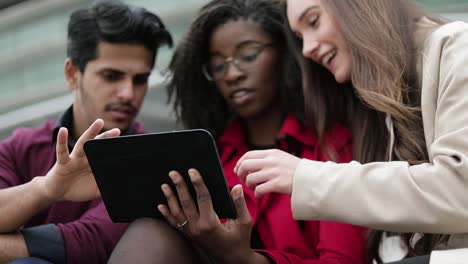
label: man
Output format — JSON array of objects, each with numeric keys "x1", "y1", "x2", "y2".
[{"x1": 0, "y1": 0, "x2": 172, "y2": 263}]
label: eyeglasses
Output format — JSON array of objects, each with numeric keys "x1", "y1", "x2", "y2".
[{"x1": 202, "y1": 42, "x2": 274, "y2": 81}]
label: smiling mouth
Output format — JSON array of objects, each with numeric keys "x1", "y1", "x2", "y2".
[{"x1": 322, "y1": 50, "x2": 337, "y2": 67}]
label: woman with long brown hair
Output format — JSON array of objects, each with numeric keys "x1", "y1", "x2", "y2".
[{"x1": 235, "y1": 0, "x2": 468, "y2": 263}]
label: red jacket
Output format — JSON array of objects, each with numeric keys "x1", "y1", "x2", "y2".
[{"x1": 217, "y1": 114, "x2": 366, "y2": 264}]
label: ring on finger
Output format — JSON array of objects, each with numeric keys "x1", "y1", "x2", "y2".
[{"x1": 177, "y1": 219, "x2": 188, "y2": 229}]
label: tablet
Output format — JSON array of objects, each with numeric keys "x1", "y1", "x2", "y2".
[{"x1": 83, "y1": 129, "x2": 237, "y2": 222}]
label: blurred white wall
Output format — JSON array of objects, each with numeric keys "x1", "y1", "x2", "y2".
[
  {"x1": 0, "y1": 0, "x2": 210, "y2": 139},
  {"x1": 0, "y1": 0, "x2": 467, "y2": 140}
]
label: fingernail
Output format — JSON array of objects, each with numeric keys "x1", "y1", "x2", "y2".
[
  {"x1": 188, "y1": 168, "x2": 196, "y2": 176},
  {"x1": 234, "y1": 185, "x2": 243, "y2": 198},
  {"x1": 157, "y1": 204, "x2": 163, "y2": 211},
  {"x1": 161, "y1": 184, "x2": 169, "y2": 194},
  {"x1": 157, "y1": 205, "x2": 165, "y2": 214},
  {"x1": 168, "y1": 171, "x2": 176, "y2": 180}
]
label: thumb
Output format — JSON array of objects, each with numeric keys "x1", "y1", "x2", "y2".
[{"x1": 231, "y1": 185, "x2": 250, "y2": 223}]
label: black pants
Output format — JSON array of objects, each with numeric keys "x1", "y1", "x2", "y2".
[{"x1": 386, "y1": 255, "x2": 430, "y2": 264}]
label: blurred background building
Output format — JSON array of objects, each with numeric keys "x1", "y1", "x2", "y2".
[{"x1": 1, "y1": 0, "x2": 467, "y2": 140}]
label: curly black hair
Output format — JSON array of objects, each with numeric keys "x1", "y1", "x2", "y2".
[{"x1": 167, "y1": 0, "x2": 303, "y2": 138}]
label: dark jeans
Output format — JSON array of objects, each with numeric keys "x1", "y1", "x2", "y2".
[
  {"x1": 386, "y1": 255, "x2": 430, "y2": 264},
  {"x1": 8, "y1": 257, "x2": 54, "y2": 264}
]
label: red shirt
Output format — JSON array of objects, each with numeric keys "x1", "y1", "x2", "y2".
[{"x1": 217, "y1": 114, "x2": 366, "y2": 264}]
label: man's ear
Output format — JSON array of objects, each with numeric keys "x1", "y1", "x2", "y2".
[{"x1": 64, "y1": 58, "x2": 81, "y2": 91}]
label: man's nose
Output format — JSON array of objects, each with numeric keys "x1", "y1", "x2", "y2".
[{"x1": 116, "y1": 79, "x2": 134, "y2": 101}]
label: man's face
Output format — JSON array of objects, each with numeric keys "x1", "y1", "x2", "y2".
[{"x1": 66, "y1": 42, "x2": 153, "y2": 135}]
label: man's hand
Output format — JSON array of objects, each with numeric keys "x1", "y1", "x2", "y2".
[
  {"x1": 41, "y1": 119, "x2": 120, "y2": 202},
  {"x1": 0, "y1": 119, "x2": 119, "y2": 233}
]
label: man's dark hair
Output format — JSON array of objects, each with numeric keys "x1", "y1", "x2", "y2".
[
  {"x1": 67, "y1": 0, "x2": 173, "y2": 72},
  {"x1": 167, "y1": 0, "x2": 303, "y2": 138}
]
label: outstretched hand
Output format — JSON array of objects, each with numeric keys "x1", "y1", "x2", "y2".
[
  {"x1": 42, "y1": 119, "x2": 120, "y2": 202},
  {"x1": 158, "y1": 169, "x2": 265, "y2": 263},
  {"x1": 234, "y1": 149, "x2": 301, "y2": 198}
]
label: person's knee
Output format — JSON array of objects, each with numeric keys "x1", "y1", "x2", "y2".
[
  {"x1": 125, "y1": 217, "x2": 170, "y2": 237},
  {"x1": 109, "y1": 218, "x2": 201, "y2": 264}
]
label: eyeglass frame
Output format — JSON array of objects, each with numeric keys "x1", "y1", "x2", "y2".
[{"x1": 202, "y1": 41, "x2": 275, "y2": 81}]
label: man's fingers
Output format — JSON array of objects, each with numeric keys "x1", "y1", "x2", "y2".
[
  {"x1": 73, "y1": 119, "x2": 105, "y2": 158},
  {"x1": 56, "y1": 127, "x2": 70, "y2": 165},
  {"x1": 95, "y1": 128, "x2": 121, "y2": 140}
]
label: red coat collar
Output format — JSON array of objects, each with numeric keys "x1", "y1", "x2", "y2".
[
  {"x1": 218, "y1": 113, "x2": 351, "y2": 152},
  {"x1": 218, "y1": 114, "x2": 318, "y2": 148}
]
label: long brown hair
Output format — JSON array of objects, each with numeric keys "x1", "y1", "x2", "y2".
[{"x1": 281, "y1": 0, "x2": 445, "y2": 262}]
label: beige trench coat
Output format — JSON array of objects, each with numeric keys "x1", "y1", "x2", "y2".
[{"x1": 291, "y1": 21, "x2": 468, "y2": 263}]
